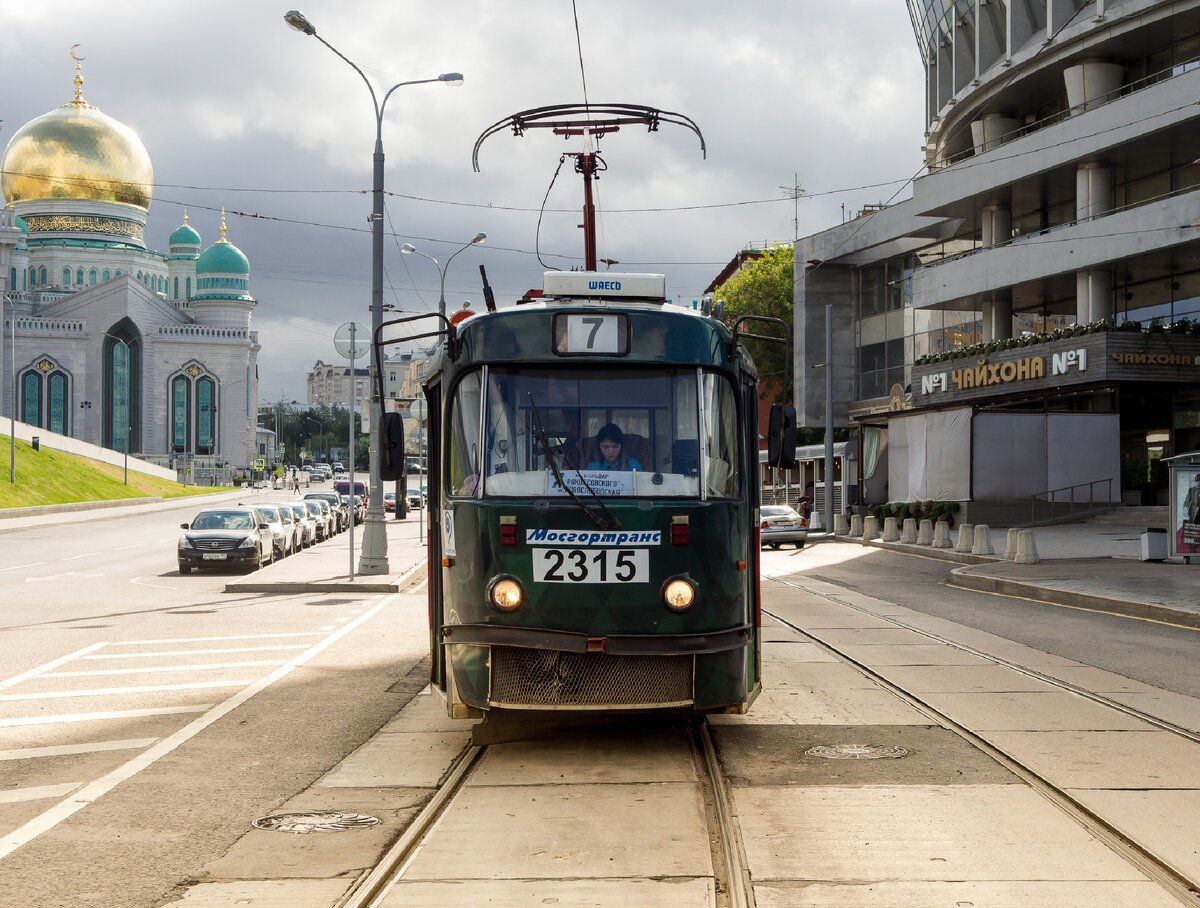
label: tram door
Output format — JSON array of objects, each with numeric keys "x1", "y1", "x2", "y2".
[{"x1": 425, "y1": 383, "x2": 446, "y2": 693}]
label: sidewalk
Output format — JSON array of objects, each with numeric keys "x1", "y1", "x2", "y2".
[{"x1": 843, "y1": 521, "x2": 1200, "y2": 629}]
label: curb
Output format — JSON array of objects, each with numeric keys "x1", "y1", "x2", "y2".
[
  {"x1": 224, "y1": 554, "x2": 428, "y2": 595},
  {"x1": 0, "y1": 497, "x2": 167, "y2": 519},
  {"x1": 947, "y1": 565, "x2": 1200, "y2": 629}
]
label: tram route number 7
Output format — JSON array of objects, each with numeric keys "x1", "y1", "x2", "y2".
[{"x1": 532, "y1": 547, "x2": 648, "y2": 583}]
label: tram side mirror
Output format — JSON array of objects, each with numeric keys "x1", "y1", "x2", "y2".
[
  {"x1": 379, "y1": 412, "x2": 405, "y2": 481},
  {"x1": 766, "y1": 404, "x2": 797, "y2": 469}
]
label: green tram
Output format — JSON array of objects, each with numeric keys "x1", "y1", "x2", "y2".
[{"x1": 380, "y1": 272, "x2": 780, "y2": 719}]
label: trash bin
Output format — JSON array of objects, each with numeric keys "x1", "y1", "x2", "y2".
[
  {"x1": 1140, "y1": 527, "x2": 1167, "y2": 562},
  {"x1": 31, "y1": 436, "x2": 39, "y2": 451}
]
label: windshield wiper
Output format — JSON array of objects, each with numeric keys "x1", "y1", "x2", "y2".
[{"x1": 527, "y1": 394, "x2": 621, "y2": 531}]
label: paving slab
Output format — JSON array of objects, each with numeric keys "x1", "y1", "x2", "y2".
[
  {"x1": 472, "y1": 724, "x2": 696, "y2": 785},
  {"x1": 398, "y1": 781, "x2": 712, "y2": 881},
  {"x1": 917, "y1": 690, "x2": 1159, "y2": 731},
  {"x1": 380, "y1": 877, "x2": 716, "y2": 907},
  {"x1": 736, "y1": 784, "x2": 1147, "y2": 882},
  {"x1": 160, "y1": 879, "x2": 352, "y2": 907},
  {"x1": 804, "y1": 627, "x2": 942, "y2": 646},
  {"x1": 760, "y1": 641, "x2": 840, "y2": 663},
  {"x1": 1106, "y1": 690, "x2": 1200, "y2": 731},
  {"x1": 379, "y1": 687, "x2": 474, "y2": 734},
  {"x1": 710, "y1": 684, "x2": 932, "y2": 726},
  {"x1": 765, "y1": 661, "x2": 886, "y2": 691},
  {"x1": 712, "y1": 724, "x2": 1011, "y2": 787},
  {"x1": 830, "y1": 643, "x2": 995, "y2": 666},
  {"x1": 979, "y1": 729, "x2": 1200, "y2": 788},
  {"x1": 875, "y1": 664, "x2": 1057, "y2": 693},
  {"x1": 1068, "y1": 789, "x2": 1200, "y2": 882},
  {"x1": 754, "y1": 880, "x2": 1182, "y2": 908},
  {"x1": 316, "y1": 731, "x2": 471, "y2": 788}
]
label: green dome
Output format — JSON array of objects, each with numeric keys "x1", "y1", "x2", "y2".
[
  {"x1": 170, "y1": 221, "x2": 201, "y2": 246},
  {"x1": 197, "y1": 239, "x2": 249, "y2": 275}
]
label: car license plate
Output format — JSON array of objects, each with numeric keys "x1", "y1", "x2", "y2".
[
  {"x1": 532, "y1": 548, "x2": 648, "y2": 583},
  {"x1": 202, "y1": 553, "x2": 228, "y2": 561}
]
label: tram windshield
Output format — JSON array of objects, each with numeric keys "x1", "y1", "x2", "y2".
[{"x1": 447, "y1": 367, "x2": 740, "y2": 500}]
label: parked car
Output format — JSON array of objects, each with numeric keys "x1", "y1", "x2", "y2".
[
  {"x1": 283, "y1": 501, "x2": 316, "y2": 548},
  {"x1": 335, "y1": 479, "x2": 369, "y2": 507},
  {"x1": 304, "y1": 499, "x2": 334, "y2": 540},
  {"x1": 305, "y1": 491, "x2": 348, "y2": 532},
  {"x1": 178, "y1": 507, "x2": 273, "y2": 573},
  {"x1": 275, "y1": 499, "x2": 302, "y2": 553},
  {"x1": 405, "y1": 486, "x2": 424, "y2": 509},
  {"x1": 383, "y1": 491, "x2": 396, "y2": 512},
  {"x1": 249, "y1": 503, "x2": 292, "y2": 559},
  {"x1": 760, "y1": 505, "x2": 808, "y2": 549},
  {"x1": 342, "y1": 494, "x2": 366, "y2": 525}
]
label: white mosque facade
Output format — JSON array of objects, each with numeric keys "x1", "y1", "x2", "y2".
[{"x1": 0, "y1": 59, "x2": 260, "y2": 482}]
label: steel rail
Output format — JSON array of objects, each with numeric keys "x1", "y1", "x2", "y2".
[{"x1": 696, "y1": 718, "x2": 756, "y2": 908}]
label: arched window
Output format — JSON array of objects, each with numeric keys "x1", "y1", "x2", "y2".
[
  {"x1": 39, "y1": 267, "x2": 47, "y2": 285},
  {"x1": 76, "y1": 268, "x2": 84, "y2": 285},
  {"x1": 173, "y1": 276, "x2": 179, "y2": 299},
  {"x1": 21, "y1": 371, "x2": 41, "y2": 424},
  {"x1": 28, "y1": 267, "x2": 35, "y2": 288},
  {"x1": 136, "y1": 271, "x2": 143, "y2": 282},
  {"x1": 63, "y1": 267, "x2": 71, "y2": 286},
  {"x1": 8, "y1": 267, "x2": 14, "y2": 290},
  {"x1": 114, "y1": 270, "x2": 123, "y2": 277},
  {"x1": 47, "y1": 372, "x2": 67, "y2": 434},
  {"x1": 104, "y1": 321, "x2": 142, "y2": 454},
  {"x1": 102, "y1": 270, "x2": 110, "y2": 281},
  {"x1": 89, "y1": 269, "x2": 97, "y2": 285},
  {"x1": 185, "y1": 276, "x2": 191, "y2": 299},
  {"x1": 197, "y1": 377, "x2": 216, "y2": 455},
  {"x1": 171, "y1": 375, "x2": 190, "y2": 451}
]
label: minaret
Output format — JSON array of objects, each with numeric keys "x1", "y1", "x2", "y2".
[
  {"x1": 167, "y1": 209, "x2": 201, "y2": 308},
  {"x1": 191, "y1": 209, "x2": 255, "y2": 329}
]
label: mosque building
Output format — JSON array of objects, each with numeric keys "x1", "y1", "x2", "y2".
[{"x1": 0, "y1": 54, "x2": 260, "y2": 483}]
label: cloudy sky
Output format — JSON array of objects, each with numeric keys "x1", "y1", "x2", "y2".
[{"x1": 1, "y1": 1, "x2": 926, "y2": 403}]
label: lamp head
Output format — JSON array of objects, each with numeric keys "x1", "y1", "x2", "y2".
[
  {"x1": 471, "y1": 232, "x2": 486, "y2": 245},
  {"x1": 400, "y1": 243, "x2": 417, "y2": 254},
  {"x1": 284, "y1": 10, "x2": 316, "y2": 35},
  {"x1": 438, "y1": 72, "x2": 465, "y2": 86}
]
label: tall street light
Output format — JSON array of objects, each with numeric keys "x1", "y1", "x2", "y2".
[
  {"x1": 401, "y1": 233, "x2": 486, "y2": 319},
  {"x1": 285, "y1": 9, "x2": 462, "y2": 574}
]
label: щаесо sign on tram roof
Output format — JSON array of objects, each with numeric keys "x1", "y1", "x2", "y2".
[{"x1": 911, "y1": 332, "x2": 1200, "y2": 407}]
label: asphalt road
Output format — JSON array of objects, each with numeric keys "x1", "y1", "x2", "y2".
[{"x1": 0, "y1": 499, "x2": 429, "y2": 908}]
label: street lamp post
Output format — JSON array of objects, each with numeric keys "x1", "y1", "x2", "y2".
[
  {"x1": 285, "y1": 9, "x2": 461, "y2": 574},
  {"x1": 400, "y1": 233, "x2": 486, "y2": 319},
  {"x1": 302, "y1": 414, "x2": 324, "y2": 462}
]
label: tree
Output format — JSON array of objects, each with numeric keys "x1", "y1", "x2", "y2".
[{"x1": 714, "y1": 245, "x2": 794, "y2": 400}]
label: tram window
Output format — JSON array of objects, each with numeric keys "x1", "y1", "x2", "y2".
[
  {"x1": 447, "y1": 371, "x2": 483, "y2": 497},
  {"x1": 702, "y1": 373, "x2": 739, "y2": 498}
]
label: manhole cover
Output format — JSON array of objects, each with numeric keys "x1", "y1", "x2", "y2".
[
  {"x1": 806, "y1": 744, "x2": 909, "y2": 760},
  {"x1": 252, "y1": 811, "x2": 380, "y2": 834}
]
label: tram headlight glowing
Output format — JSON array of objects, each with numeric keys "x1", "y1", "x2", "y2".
[
  {"x1": 662, "y1": 576, "x2": 696, "y2": 612},
  {"x1": 488, "y1": 576, "x2": 524, "y2": 612}
]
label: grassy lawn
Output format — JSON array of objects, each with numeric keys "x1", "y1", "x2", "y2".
[{"x1": 0, "y1": 435, "x2": 237, "y2": 510}]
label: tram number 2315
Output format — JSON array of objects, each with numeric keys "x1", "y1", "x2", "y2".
[{"x1": 532, "y1": 547, "x2": 648, "y2": 583}]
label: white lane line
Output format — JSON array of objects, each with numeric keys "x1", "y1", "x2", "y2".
[
  {"x1": 0, "y1": 784, "x2": 83, "y2": 805},
  {"x1": 0, "y1": 739, "x2": 158, "y2": 762},
  {"x1": 47, "y1": 660, "x2": 284, "y2": 678},
  {"x1": 0, "y1": 644, "x2": 107, "y2": 692},
  {"x1": 0, "y1": 562, "x2": 48, "y2": 573},
  {"x1": 108, "y1": 632, "x2": 326, "y2": 646},
  {"x1": 333, "y1": 617, "x2": 350, "y2": 624},
  {"x1": 0, "y1": 595, "x2": 394, "y2": 861},
  {"x1": 61, "y1": 552, "x2": 102, "y2": 561},
  {"x1": 81, "y1": 645, "x2": 308, "y2": 660},
  {"x1": 114, "y1": 543, "x2": 146, "y2": 551},
  {"x1": 0, "y1": 705, "x2": 210, "y2": 729},
  {"x1": 0, "y1": 681, "x2": 249, "y2": 703},
  {"x1": 319, "y1": 625, "x2": 335, "y2": 631}
]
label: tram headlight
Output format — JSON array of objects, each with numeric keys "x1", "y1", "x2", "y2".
[
  {"x1": 662, "y1": 576, "x2": 696, "y2": 612},
  {"x1": 488, "y1": 575, "x2": 524, "y2": 612}
]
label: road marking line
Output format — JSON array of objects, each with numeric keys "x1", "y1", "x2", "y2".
[
  {"x1": 0, "y1": 705, "x2": 210, "y2": 729},
  {"x1": 114, "y1": 544, "x2": 145, "y2": 550},
  {"x1": 80, "y1": 645, "x2": 308, "y2": 660},
  {"x1": 0, "y1": 739, "x2": 158, "y2": 762},
  {"x1": 107, "y1": 633, "x2": 327, "y2": 646},
  {"x1": 0, "y1": 562, "x2": 47, "y2": 573},
  {"x1": 319, "y1": 625, "x2": 335, "y2": 631},
  {"x1": 0, "y1": 595, "x2": 394, "y2": 861},
  {"x1": 47, "y1": 660, "x2": 284, "y2": 677},
  {"x1": 0, "y1": 644, "x2": 108, "y2": 692},
  {"x1": 334, "y1": 617, "x2": 350, "y2": 624},
  {"x1": 0, "y1": 681, "x2": 249, "y2": 703},
  {"x1": 0, "y1": 784, "x2": 83, "y2": 805},
  {"x1": 61, "y1": 552, "x2": 102, "y2": 561}
]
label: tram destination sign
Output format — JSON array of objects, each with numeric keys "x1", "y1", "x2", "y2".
[{"x1": 913, "y1": 333, "x2": 1200, "y2": 406}]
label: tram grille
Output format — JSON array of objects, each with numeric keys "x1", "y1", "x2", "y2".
[{"x1": 490, "y1": 647, "x2": 694, "y2": 709}]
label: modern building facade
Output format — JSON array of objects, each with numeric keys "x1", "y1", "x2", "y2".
[
  {"x1": 306, "y1": 360, "x2": 370, "y2": 408},
  {"x1": 793, "y1": 0, "x2": 1200, "y2": 513},
  {"x1": 1, "y1": 59, "x2": 261, "y2": 484}
]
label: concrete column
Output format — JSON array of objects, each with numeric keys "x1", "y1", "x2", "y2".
[
  {"x1": 1076, "y1": 269, "x2": 1113, "y2": 325},
  {"x1": 900, "y1": 518, "x2": 918, "y2": 544},
  {"x1": 1003, "y1": 527, "x2": 1021, "y2": 560},
  {"x1": 969, "y1": 114, "x2": 1020, "y2": 153},
  {"x1": 933, "y1": 520, "x2": 953, "y2": 548},
  {"x1": 916, "y1": 519, "x2": 934, "y2": 545},
  {"x1": 1016, "y1": 529, "x2": 1041, "y2": 564},
  {"x1": 882, "y1": 517, "x2": 900, "y2": 542},
  {"x1": 981, "y1": 205, "x2": 1012, "y2": 247},
  {"x1": 1064, "y1": 61, "x2": 1123, "y2": 114},
  {"x1": 955, "y1": 523, "x2": 975, "y2": 553},
  {"x1": 982, "y1": 296, "x2": 1013, "y2": 343},
  {"x1": 862, "y1": 515, "x2": 880, "y2": 541},
  {"x1": 972, "y1": 524, "x2": 995, "y2": 556},
  {"x1": 850, "y1": 514, "x2": 864, "y2": 537},
  {"x1": 834, "y1": 513, "x2": 849, "y2": 536},
  {"x1": 1076, "y1": 162, "x2": 1111, "y2": 221}
]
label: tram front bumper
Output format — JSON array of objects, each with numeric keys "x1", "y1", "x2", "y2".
[{"x1": 441, "y1": 623, "x2": 751, "y2": 655}]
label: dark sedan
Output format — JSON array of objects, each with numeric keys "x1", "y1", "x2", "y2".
[{"x1": 178, "y1": 507, "x2": 273, "y2": 573}]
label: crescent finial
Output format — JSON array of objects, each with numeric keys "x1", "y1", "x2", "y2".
[{"x1": 69, "y1": 44, "x2": 86, "y2": 62}]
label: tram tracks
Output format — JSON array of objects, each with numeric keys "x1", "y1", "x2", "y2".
[{"x1": 763, "y1": 575, "x2": 1200, "y2": 905}]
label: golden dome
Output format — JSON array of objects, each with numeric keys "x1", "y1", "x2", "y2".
[{"x1": 1, "y1": 58, "x2": 153, "y2": 210}]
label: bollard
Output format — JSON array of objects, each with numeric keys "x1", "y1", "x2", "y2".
[
  {"x1": 933, "y1": 520, "x2": 952, "y2": 548},
  {"x1": 972, "y1": 524, "x2": 995, "y2": 556},
  {"x1": 900, "y1": 518, "x2": 918, "y2": 544},
  {"x1": 1016, "y1": 529, "x2": 1040, "y2": 564},
  {"x1": 834, "y1": 513, "x2": 849, "y2": 536},
  {"x1": 849, "y1": 514, "x2": 863, "y2": 537},
  {"x1": 1003, "y1": 527, "x2": 1021, "y2": 561},
  {"x1": 810, "y1": 511, "x2": 823, "y2": 532},
  {"x1": 882, "y1": 517, "x2": 900, "y2": 542},
  {"x1": 955, "y1": 523, "x2": 975, "y2": 553},
  {"x1": 862, "y1": 516, "x2": 880, "y2": 541},
  {"x1": 917, "y1": 519, "x2": 934, "y2": 545}
]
